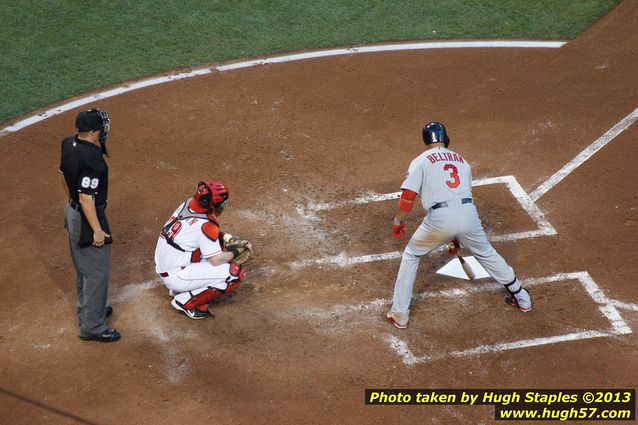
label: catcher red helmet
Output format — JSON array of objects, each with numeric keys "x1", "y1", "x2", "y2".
[{"x1": 194, "y1": 180, "x2": 229, "y2": 216}]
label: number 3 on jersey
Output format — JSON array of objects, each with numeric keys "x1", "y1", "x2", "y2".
[{"x1": 444, "y1": 164, "x2": 460, "y2": 188}]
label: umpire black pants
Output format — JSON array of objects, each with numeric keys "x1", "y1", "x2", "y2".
[{"x1": 64, "y1": 203, "x2": 111, "y2": 337}]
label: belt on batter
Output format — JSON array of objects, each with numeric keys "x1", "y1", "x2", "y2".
[
  {"x1": 431, "y1": 198, "x2": 473, "y2": 210},
  {"x1": 69, "y1": 200, "x2": 107, "y2": 211}
]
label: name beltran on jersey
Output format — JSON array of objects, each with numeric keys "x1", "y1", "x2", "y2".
[{"x1": 426, "y1": 151, "x2": 465, "y2": 164}]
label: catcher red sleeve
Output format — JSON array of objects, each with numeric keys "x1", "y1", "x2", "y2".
[{"x1": 398, "y1": 189, "x2": 417, "y2": 212}]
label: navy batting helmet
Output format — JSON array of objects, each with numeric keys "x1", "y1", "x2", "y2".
[{"x1": 422, "y1": 122, "x2": 450, "y2": 147}]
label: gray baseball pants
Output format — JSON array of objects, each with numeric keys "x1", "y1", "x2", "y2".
[
  {"x1": 391, "y1": 200, "x2": 522, "y2": 318},
  {"x1": 64, "y1": 204, "x2": 111, "y2": 337}
]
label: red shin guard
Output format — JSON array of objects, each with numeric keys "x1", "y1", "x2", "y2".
[
  {"x1": 182, "y1": 265, "x2": 244, "y2": 310},
  {"x1": 183, "y1": 288, "x2": 224, "y2": 310}
]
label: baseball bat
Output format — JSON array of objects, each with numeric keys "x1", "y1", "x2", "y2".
[
  {"x1": 457, "y1": 253, "x2": 476, "y2": 280},
  {"x1": 448, "y1": 240, "x2": 475, "y2": 280}
]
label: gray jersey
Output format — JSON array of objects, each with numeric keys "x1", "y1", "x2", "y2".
[
  {"x1": 401, "y1": 147, "x2": 472, "y2": 210},
  {"x1": 389, "y1": 145, "x2": 531, "y2": 325}
]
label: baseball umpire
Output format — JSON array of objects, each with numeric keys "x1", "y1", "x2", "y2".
[
  {"x1": 387, "y1": 122, "x2": 532, "y2": 329},
  {"x1": 59, "y1": 109, "x2": 121, "y2": 342},
  {"x1": 154, "y1": 180, "x2": 253, "y2": 320}
]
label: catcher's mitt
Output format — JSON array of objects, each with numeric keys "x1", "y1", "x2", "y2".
[{"x1": 224, "y1": 234, "x2": 254, "y2": 265}]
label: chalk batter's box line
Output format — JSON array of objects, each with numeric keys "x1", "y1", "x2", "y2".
[
  {"x1": 290, "y1": 175, "x2": 556, "y2": 269},
  {"x1": 386, "y1": 272, "x2": 632, "y2": 366}
]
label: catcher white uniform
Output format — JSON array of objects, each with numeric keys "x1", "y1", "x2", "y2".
[
  {"x1": 387, "y1": 122, "x2": 532, "y2": 329},
  {"x1": 155, "y1": 180, "x2": 251, "y2": 319},
  {"x1": 155, "y1": 201, "x2": 232, "y2": 299}
]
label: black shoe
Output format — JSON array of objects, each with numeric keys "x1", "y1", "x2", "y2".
[
  {"x1": 106, "y1": 305, "x2": 113, "y2": 318},
  {"x1": 80, "y1": 328, "x2": 121, "y2": 342}
]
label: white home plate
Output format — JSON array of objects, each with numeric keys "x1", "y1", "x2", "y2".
[{"x1": 436, "y1": 257, "x2": 490, "y2": 280}]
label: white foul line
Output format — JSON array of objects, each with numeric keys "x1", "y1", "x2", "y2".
[
  {"x1": 384, "y1": 271, "x2": 632, "y2": 365},
  {"x1": 0, "y1": 40, "x2": 565, "y2": 137},
  {"x1": 529, "y1": 106, "x2": 638, "y2": 201}
]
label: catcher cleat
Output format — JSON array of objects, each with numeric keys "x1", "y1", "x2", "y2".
[
  {"x1": 505, "y1": 288, "x2": 533, "y2": 312},
  {"x1": 171, "y1": 299, "x2": 209, "y2": 320},
  {"x1": 386, "y1": 311, "x2": 409, "y2": 329}
]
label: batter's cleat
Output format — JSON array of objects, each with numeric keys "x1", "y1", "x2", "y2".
[
  {"x1": 171, "y1": 299, "x2": 209, "y2": 320},
  {"x1": 386, "y1": 311, "x2": 409, "y2": 329},
  {"x1": 505, "y1": 288, "x2": 533, "y2": 312}
]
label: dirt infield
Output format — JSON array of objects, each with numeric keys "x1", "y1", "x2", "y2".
[{"x1": 1, "y1": 2, "x2": 638, "y2": 424}]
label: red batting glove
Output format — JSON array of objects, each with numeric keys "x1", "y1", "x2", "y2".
[
  {"x1": 392, "y1": 219, "x2": 407, "y2": 240},
  {"x1": 447, "y1": 239, "x2": 461, "y2": 255}
]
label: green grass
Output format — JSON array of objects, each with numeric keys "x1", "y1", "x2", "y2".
[{"x1": 0, "y1": 0, "x2": 618, "y2": 123}]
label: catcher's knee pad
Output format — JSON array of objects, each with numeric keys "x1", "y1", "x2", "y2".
[
  {"x1": 224, "y1": 269, "x2": 242, "y2": 294},
  {"x1": 182, "y1": 288, "x2": 224, "y2": 310},
  {"x1": 228, "y1": 263, "x2": 246, "y2": 282}
]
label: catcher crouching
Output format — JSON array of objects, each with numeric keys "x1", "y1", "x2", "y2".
[{"x1": 154, "y1": 180, "x2": 253, "y2": 319}]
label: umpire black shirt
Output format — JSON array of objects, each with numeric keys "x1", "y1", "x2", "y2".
[{"x1": 59, "y1": 136, "x2": 109, "y2": 206}]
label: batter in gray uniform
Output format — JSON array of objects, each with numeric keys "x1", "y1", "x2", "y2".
[{"x1": 387, "y1": 122, "x2": 532, "y2": 329}]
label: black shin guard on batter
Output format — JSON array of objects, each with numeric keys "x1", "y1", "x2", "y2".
[{"x1": 503, "y1": 277, "x2": 522, "y2": 296}]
